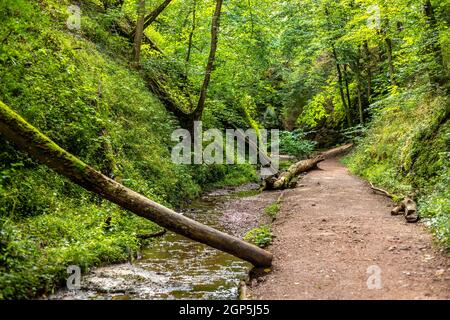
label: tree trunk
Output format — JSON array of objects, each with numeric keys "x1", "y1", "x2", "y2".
[
  {"x1": 185, "y1": 0, "x2": 197, "y2": 74},
  {"x1": 263, "y1": 157, "x2": 325, "y2": 190},
  {"x1": 355, "y1": 48, "x2": 364, "y2": 124},
  {"x1": 363, "y1": 41, "x2": 372, "y2": 101},
  {"x1": 391, "y1": 203, "x2": 404, "y2": 216},
  {"x1": 192, "y1": 0, "x2": 223, "y2": 123},
  {"x1": 332, "y1": 46, "x2": 352, "y2": 127},
  {"x1": 0, "y1": 101, "x2": 273, "y2": 267},
  {"x1": 143, "y1": 73, "x2": 192, "y2": 128},
  {"x1": 247, "y1": 0, "x2": 255, "y2": 37},
  {"x1": 403, "y1": 197, "x2": 419, "y2": 223},
  {"x1": 130, "y1": 0, "x2": 173, "y2": 39},
  {"x1": 132, "y1": 0, "x2": 146, "y2": 66},
  {"x1": 385, "y1": 37, "x2": 396, "y2": 86},
  {"x1": 356, "y1": 80, "x2": 363, "y2": 125},
  {"x1": 318, "y1": 143, "x2": 353, "y2": 159},
  {"x1": 343, "y1": 64, "x2": 352, "y2": 121}
]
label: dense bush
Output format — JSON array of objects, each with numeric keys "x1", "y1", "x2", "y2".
[{"x1": 279, "y1": 129, "x2": 316, "y2": 159}]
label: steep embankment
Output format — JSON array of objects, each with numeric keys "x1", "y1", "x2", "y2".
[
  {"x1": 344, "y1": 90, "x2": 449, "y2": 249},
  {"x1": 0, "y1": 0, "x2": 256, "y2": 299},
  {"x1": 0, "y1": 0, "x2": 184, "y2": 299}
]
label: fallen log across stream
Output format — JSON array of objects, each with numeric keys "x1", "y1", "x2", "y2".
[
  {"x1": 0, "y1": 101, "x2": 273, "y2": 267},
  {"x1": 262, "y1": 143, "x2": 353, "y2": 190}
]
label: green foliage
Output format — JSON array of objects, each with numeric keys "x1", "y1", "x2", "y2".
[
  {"x1": 207, "y1": 164, "x2": 259, "y2": 189},
  {"x1": 0, "y1": 0, "x2": 260, "y2": 298},
  {"x1": 279, "y1": 130, "x2": 316, "y2": 159},
  {"x1": 419, "y1": 174, "x2": 450, "y2": 249},
  {"x1": 277, "y1": 0, "x2": 449, "y2": 143},
  {"x1": 0, "y1": 202, "x2": 158, "y2": 299},
  {"x1": 264, "y1": 201, "x2": 280, "y2": 219},
  {"x1": 344, "y1": 89, "x2": 449, "y2": 248},
  {"x1": 1, "y1": 0, "x2": 449, "y2": 299},
  {"x1": 243, "y1": 225, "x2": 273, "y2": 248}
]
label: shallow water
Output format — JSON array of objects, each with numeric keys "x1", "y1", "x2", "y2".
[{"x1": 51, "y1": 186, "x2": 259, "y2": 300}]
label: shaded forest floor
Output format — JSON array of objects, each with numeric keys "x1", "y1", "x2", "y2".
[{"x1": 250, "y1": 158, "x2": 449, "y2": 300}]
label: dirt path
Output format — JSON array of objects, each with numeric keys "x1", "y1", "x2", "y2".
[{"x1": 250, "y1": 158, "x2": 449, "y2": 300}]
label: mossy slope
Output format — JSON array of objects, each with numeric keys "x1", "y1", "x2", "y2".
[{"x1": 344, "y1": 88, "x2": 449, "y2": 249}]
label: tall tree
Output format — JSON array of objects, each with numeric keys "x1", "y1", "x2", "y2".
[
  {"x1": 192, "y1": 0, "x2": 224, "y2": 123},
  {"x1": 333, "y1": 46, "x2": 352, "y2": 127},
  {"x1": 385, "y1": 37, "x2": 396, "y2": 86},
  {"x1": 355, "y1": 48, "x2": 364, "y2": 124},
  {"x1": 363, "y1": 41, "x2": 373, "y2": 102},
  {"x1": 343, "y1": 64, "x2": 352, "y2": 120}
]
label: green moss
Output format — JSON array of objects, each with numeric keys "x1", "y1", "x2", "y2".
[{"x1": 0, "y1": 101, "x2": 89, "y2": 174}]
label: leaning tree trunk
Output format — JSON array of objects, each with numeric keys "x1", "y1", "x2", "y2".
[
  {"x1": 0, "y1": 101, "x2": 272, "y2": 267},
  {"x1": 263, "y1": 156, "x2": 325, "y2": 190},
  {"x1": 192, "y1": 0, "x2": 223, "y2": 124}
]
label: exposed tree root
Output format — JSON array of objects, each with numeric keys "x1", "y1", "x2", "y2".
[{"x1": 369, "y1": 182, "x2": 393, "y2": 199}]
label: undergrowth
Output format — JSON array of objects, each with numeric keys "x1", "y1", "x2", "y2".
[
  {"x1": 344, "y1": 87, "x2": 449, "y2": 249},
  {"x1": 0, "y1": 0, "x2": 258, "y2": 299},
  {"x1": 243, "y1": 225, "x2": 273, "y2": 248}
]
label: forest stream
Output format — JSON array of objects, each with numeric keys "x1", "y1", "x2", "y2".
[{"x1": 49, "y1": 184, "x2": 277, "y2": 300}]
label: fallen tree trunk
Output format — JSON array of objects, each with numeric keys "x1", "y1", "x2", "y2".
[
  {"x1": 390, "y1": 197, "x2": 419, "y2": 222},
  {"x1": 391, "y1": 203, "x2": 405, "y2": 216},
  {"x1": 317, "y1": 143, "x2": 353, "y2": 159},
  {"x1": 262, "y1": 156, "x2": 325, "y2": 190},
  {"x1": 262, "y1": 143, "x2": 354, "y2": 190},
  {"x1": 0, "y1": 101, "x2": 273, "y2": 267},
  {"x1": 403, "y1": 197, "x2": 419, "y2": 223},
  {"x1": 232, "y1": 126, "x2": 278, "y2": 177}
]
